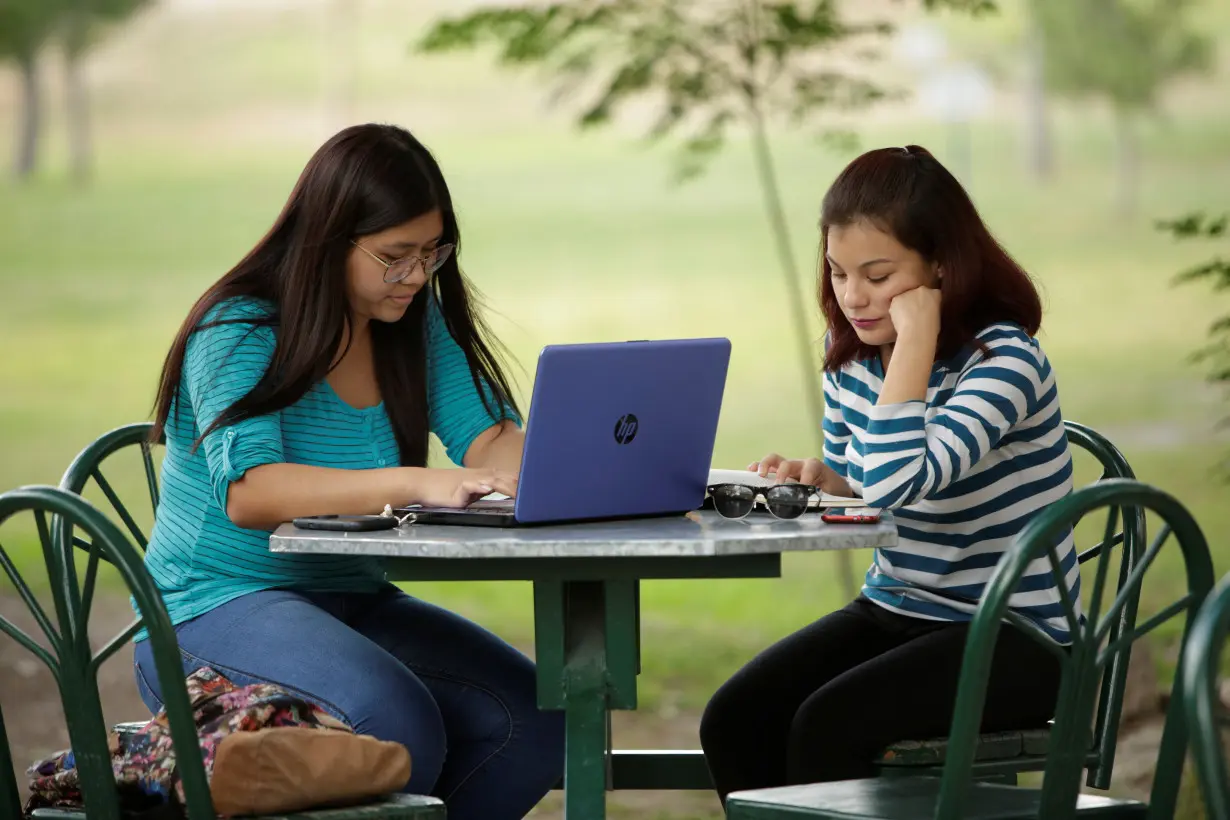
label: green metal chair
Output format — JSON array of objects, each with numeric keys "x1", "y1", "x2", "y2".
[
  {"x1": 57, "y1": 423, "x2": 178, "y2": 742},
  {"x1": 874, "y1": 420, "x2": 1146, "y2": 789},
  {"x1": 602, "y1": 421, "x2": 1151, "y2": 794},
  {"x1": 0, "y1": 485, "x2": 444, "y2": 819},
  {"x1": 59, "y1": 421, "x2": 163, "y2": 557},
  {"x1": 1182, "y1": 571, "x2": 1230, "y2": 820},
  {"x1": 726, "y1": 479, "x2": 1215, "y2": 820},
  {"x1": 53, "y1": 421, "x2": 1148, "y2": 798}
]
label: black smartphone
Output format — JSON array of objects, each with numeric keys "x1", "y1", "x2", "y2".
[{"x1": 292, "y1": 514, "x2": 398, "y2": 532}]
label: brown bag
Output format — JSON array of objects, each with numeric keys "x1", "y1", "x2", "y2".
[{"x1": 208, "y1": 726, "x2": 411, "y2": 817}]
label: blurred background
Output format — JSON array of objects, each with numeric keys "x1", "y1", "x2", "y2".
[{"x1": 1, "y1": 0, "x2": 1228, "y2": 817}]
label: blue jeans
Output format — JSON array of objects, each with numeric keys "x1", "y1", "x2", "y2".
[{"x1": 133, "y1": 585, "x2": 564, "y2": 820}]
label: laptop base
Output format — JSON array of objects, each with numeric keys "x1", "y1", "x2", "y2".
[{"x1": 395, "y1": 504, "x2": 693, "y2": 529}]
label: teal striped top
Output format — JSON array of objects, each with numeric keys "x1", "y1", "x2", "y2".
[
  {"x1": 823, "y1": 323, "x2": 1080, "y2": 643},
  {"x1": 140, "y1": 295, "x2": 517, "y2": 632}
]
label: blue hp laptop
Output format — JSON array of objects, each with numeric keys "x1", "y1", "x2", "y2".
[{"x1": 403, "y1": 337, "x2": 731, "y2": 527}]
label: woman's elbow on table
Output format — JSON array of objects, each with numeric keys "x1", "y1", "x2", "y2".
[
  {"x1": 858, "y1": 460, "x2": 928, "y2": 510},
  {"x1": 225, "y1": 467, "x2": 280, "y2": 531}
]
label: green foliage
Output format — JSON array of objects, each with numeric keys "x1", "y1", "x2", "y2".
[
  {"x1": 417, "y1": 1, "x2": 999, "y2": 179},
  {"x1": 419, "y1": 1, "x2": 905, "y2": 180},
  {"x1": 1159, "y1": 211, "x2": 1230, "y2": 475},
  {"x1": 923, "y1": 0, "x2": 998, "y2": 12},
  {"x1": 1035, "y1": 0, "x2": 1214, "y2": 111},
  {"x1": 61, "y1": 0, "x2": 154, "y2": 59},
  {"x1": 0, "y1": 0, "x2": 65, "y2": 61},
  {"x1": 0, "y1": 0, "x2": 151, "y2": 63}
]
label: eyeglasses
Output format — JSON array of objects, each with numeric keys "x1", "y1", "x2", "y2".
[
  {"x1": 708, "y1": 483, "x2": 817, "y2": 521},
  {"x1": 351, "y1": 240, "x2": 455, "y2": 284}
]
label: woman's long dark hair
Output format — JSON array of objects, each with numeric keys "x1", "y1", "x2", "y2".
[
  {"x1": 819, "y1": 145, "x2": 1042, "y2": 370},
  {"x1": 151, "y1": 123, "x2": 519, "y2": 467}
]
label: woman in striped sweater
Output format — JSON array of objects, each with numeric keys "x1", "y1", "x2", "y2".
[{"x1": 699, "y1": 145, "x2": 1075, "y2": 799}]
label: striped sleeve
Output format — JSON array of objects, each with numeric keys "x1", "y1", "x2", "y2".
[
  {"x1": 822, "y1": 369, "x2": 851, "y2": 478},
  {"x1": 185, "y1": 301, "x2": 285, "y2": 516},
  {"x1": 860, "y1": 329, "x2": 1046, "y2": 509},
  {"x1": 425, "y1": 294, "x2": 521, "y2": 466}
]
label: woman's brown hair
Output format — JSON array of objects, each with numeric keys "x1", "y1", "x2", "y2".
[
  {"x1": 819, "y1": 145, "x2": 1042, "y2": 370},
  {"x1": 151, "y1": 124, "x2": 518, "y2": 467}
]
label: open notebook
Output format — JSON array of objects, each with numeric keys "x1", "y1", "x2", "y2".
[{"x1": 707, "y1": 468, "x2": 864, "y2": 509}]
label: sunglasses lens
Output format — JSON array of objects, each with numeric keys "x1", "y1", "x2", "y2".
[
  {"x1": 711, "y1": 485, "x2": 756, "y2": 519},
  {"x1": 764, "y1": 485, "x2": 810, "y2": 519}
]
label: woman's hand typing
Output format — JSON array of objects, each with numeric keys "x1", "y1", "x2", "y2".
[
  {"x1": 412, "y1": 467, "x2": 519, "y2": 508},
  {"x1": 747, "y1": 453, "x2": 856, "y2": 498}
]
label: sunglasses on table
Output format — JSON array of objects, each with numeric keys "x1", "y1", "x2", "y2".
[{"x1": 707, "y1": 482, "x2": 818, "y2": 520}]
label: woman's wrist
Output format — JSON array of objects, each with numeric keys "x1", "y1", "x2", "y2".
[
  {"x1": 895, "y1": 318, "x2": 939, "y2": 346},
  {"x1": 397, "y1": 466, "x2": 435, "y2": 507},
  {"x1": 879, "y1": 331, "x2": 936, "y2": 405},
  {"x1": 822, "y1": 473, "x2": 857, "y2": 498}
]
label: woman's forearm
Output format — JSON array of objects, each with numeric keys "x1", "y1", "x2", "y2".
[
  {"x1": 226, "y1": 462, "x2": 423, "y2": 530},
  {"x1": 827, "y1": 473, "x2": 858, "y2": 498},
  {"x1": 464, "y1": 422, "x2": 525, "y2": 474},
  {"x1": 878, "y1": 333, "x2": 936, "y2": 406}
]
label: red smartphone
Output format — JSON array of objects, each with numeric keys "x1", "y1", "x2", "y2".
[{"x1": 821, "y1": 510, "x2": 882, "y2": 524}]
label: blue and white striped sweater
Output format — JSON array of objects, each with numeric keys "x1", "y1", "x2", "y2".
[{"x1": 823, "y1": 322, "x2": 1081, "y2": 643}]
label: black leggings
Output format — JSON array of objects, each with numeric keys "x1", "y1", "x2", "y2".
[{"x1": 698, "y1": 596, "x2": 1062, "y2": 800}]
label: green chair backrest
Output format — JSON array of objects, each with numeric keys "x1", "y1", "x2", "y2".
[
  {"x1": 1062, "y1": 420, "x2": 1146, "y2": 789},
  {"x1": 1182, "y1": 572, "x2": 1230, "y2": 819},
  {"x1": 935, "y1": 479, "x2": 1214, "y2": 820},
  {"x1": 0, "y1": 485, "x2": 215, "y2": 820},
  {"x1": 60, "y1": 422, "x2": 164, "y2": 556}
]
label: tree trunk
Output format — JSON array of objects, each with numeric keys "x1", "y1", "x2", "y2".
[
  {"x1": 15, "y1": 52, "x2": 41, "y2": 181},
  {"x1": 1113, "y1": 106, "x2": 1138, "y2": 217},
  {"x1": 746, "y1": 100, "x2": 858, "y2": 601},
  {"x1": 1022, "y1": 3, "x2": 1054, "y2": 180},
  {"x1": 65, "y1": 47, "x2": 93, "y2": 185}
]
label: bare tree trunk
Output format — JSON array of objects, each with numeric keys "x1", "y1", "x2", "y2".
[
  {"x1": 15, "y1": 52, "x2": 42, "y2": 181},
  {"x1": 65, "y1": 47, "x2": 92, "y2": 184},
  {"x1": 1022, "y1": 1, "x2": 1054, "y2": 180},
  {"x1": 1113, "y1": 106, "x2": 1138, "y2": 217},
  {"x1": 746, "y1": 101, "x2": 858, "y2": 601},
  {"x1": 746, "y1": 113, "x2": 820, "y2": 426}
]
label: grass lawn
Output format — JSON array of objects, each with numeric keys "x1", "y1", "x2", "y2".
[
  {"x1": 1, "y1": 0, "x2": 1228, "y2": 735},
  {"x1": 3, "y1": 117, "x2": 1229, "y2": 697}
]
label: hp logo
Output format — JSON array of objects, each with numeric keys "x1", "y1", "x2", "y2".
[{"x1": 613, "y1": 414, "x2": 639, "y2": 445}]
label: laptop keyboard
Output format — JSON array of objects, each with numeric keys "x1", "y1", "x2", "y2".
[
  {"x1": 469, "y1": 498, "x2": 515, "y2": 511},
  {"x1": 395, "y1": 498, "x2": 516, "y2": 516}
]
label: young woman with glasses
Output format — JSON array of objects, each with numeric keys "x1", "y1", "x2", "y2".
[
  {"x1": 133, "y1": 123, "x2": 563, "y2": 820},
  {"x1": 699, "y1": 145, "x2": 1076, "y2": 802}
]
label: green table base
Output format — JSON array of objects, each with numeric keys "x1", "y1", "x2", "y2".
[
  {"x1": 536, "y1": 579, "x2": 638, "y2": 819},
  {"x1": 270, "y1": 516, "x2": 899, "y2": 820}
]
